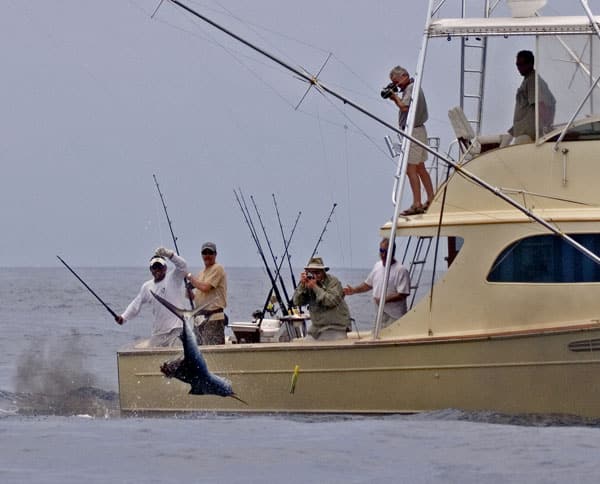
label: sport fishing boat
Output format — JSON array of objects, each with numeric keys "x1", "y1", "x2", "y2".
[{"x1": 118, "y1": 0, "x2": 600, "y2": 416}]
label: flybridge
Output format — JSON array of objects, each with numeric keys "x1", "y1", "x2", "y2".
[{"x1": 428, "y1": 16, "x2": 600, "y2": 37}]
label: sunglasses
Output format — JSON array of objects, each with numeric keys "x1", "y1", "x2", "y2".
[
  {"x1": 379, "y1": 248, "x2": 388, "y2": 253},
  {"x1": 202, "y1": 250, "x2": 215, "y2": 256}
]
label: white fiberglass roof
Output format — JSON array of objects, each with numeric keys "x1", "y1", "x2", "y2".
[{"x1": 428, "y1": 16, "x2": 600, "y2": 38}]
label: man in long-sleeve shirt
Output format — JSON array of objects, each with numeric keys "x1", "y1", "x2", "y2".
[
  {"x1": 293, "y1": 257, "x2": 351, "y2": 341},
  {"x1": 115, "y1": 247, "x2": 189, "y2": 347}
]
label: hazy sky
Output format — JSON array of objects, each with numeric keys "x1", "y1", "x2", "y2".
[{"x1": 0, "y1": 0, "x2": 592, "y2": 269}]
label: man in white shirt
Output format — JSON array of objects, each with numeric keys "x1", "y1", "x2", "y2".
[
  {"x1": 344, "y1": 239, "x2": 410, "y2": 327},
  {"x1": 115, "y1": 247, "x2": 189, "y2": 347}
]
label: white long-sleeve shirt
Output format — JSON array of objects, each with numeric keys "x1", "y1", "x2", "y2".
[
  {"x1": 365, "y1": 260, "x2": 410, "y2": 319},
  {"x1": 121, "y1": 253, "x2": 188, "y2": 336}
]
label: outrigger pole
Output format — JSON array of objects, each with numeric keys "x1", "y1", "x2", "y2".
[
  {"x1": 152, "y1": 173, "x2": 194, "y2": 309},
  {"x1": 57, "y1": 256, "x2": 118, "y2": 319},
  {"x1": 165, "y1": 0, "x2": 600, "y2": 331}
]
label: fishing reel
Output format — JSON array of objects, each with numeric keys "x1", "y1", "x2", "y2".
[{"x1": 380, "y1": 82, "x2": 398, "y2": 99}]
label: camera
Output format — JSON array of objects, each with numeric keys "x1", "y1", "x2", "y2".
[
  {"x1": 306, "y1": 273, "x2": 315, "y2": 280},
  {"x1": 380, "y1": 82, "x2": 398, "y2": 99}
]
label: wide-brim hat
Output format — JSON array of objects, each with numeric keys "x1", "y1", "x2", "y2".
[{"x1": 304, "y1": 256, "x2": 329, "y2": 272}]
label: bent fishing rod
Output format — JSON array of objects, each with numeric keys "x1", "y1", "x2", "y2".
[
  {"x1": 153, "y1": 173, "x2": 194, "y2": 309},
  {"x1": 163, "y1": 0, "x2": 600, "y2": 271},
  {"x1": 57, "y1": 256, "x2": 118, "y2": 319},
  {"x1": 234, "y1": 189, "x2": 289, "y2": 317}
]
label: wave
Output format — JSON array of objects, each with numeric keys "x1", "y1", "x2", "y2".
[{"x1": 0, "y1": 387, "x2": 119, "y2": 418}]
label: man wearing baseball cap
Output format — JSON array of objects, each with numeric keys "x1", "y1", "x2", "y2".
[
  {"x1": 115, "y1": 246, "x2": 189, "y2": 347},
  {"x1": 186, "y1": 242, "x2": 228, "y2": 345}
]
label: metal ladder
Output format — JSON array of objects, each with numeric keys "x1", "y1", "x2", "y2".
[
  {"x1": 402, "y1": 235, "x2": 434, "y2": 310},
  {"x1": 459, "y1": 0, "x2": 493, "y2": 136},
  {"x1": 399, "y1": 2, "x2": 495, "y2": 307}
]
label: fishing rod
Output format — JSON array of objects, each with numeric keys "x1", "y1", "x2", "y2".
[
  {"x1": 163, "y1": 0, "x2": 442, "y2": 164},
  {"x1": 57, "y1": 256, "x2": 118, "y2": 319},
  {"x1": 310, "y1": 203, "x2": 337, "y2": 259},
  {"x1": 260, "y1": 208, "x2": 302, "y2": 318},
  {"x1": 250, "y1": 195, "x2": 292, "y2": 308},
  {"x1": 234, "y1": 188, "x2": 280, "y2": 318},
  {"x1": 273, "y1": 194, "x2": 298, "y2": 289},
  {"x1": 236, "y1": 189, "x2": 290, "y2": 317},
  {"x1": 233, "y1": 189, "x2": 289, "y2": 317},
  {"x1": 164, "y1": 0, "x2": 600, "y2": 316},
  {"x1": 152, "y1": 173, "x2": 194, "y2": 309},
  {"x1": 240, "y1": 191, "x2": 290, "y2": 311},
  {"x1": 169, "y1": 0, "x2": 600, "y2": 338},
  {"x1": 153, "y1": 173, "x2": 181, "y2": 256}
]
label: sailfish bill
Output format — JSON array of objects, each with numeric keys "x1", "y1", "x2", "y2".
[{"x1": 150, "y1": 291, "x2": 246, "y2": 404}]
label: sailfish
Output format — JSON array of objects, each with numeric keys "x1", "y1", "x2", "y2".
[{"x1": 151, "y1": 291, "x2": 246, "y2": 404}]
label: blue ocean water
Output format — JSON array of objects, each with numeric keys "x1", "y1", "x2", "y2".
[{"x1": 1, "y1": 267, "x2": 599, "y2": 483}]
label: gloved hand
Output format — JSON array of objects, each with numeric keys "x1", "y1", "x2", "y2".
[{"x1": 155, "y1": 247, "x2": 174, "y2": 259}]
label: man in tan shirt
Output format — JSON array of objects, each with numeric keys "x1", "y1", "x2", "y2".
[{"x1": 187, "y1": 242, "x2": 228, "y2": 345}]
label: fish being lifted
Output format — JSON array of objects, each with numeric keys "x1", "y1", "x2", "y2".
[{"x1": 151, "y1": 291, "x2": 246, "y2": 404}]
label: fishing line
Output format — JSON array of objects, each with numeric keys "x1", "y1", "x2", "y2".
[
  {"x1": 310, "y1": 100, "x2": 348, "y2": 265},
  {"x1": 206, "y1": 0, "x2": 332, "y2": 57},
  {"x1": 194, "y1": 3, "x2": 387, "y2": 108},
  {"x1": 343, "y1": 121, "x2": 354, "y2": 267},
  {"x1": 156, "y1": 0, "x2": 388, "y2": 148},
  {"x1": 313, "y1": 85, "x2": 395, "y2": 163},
  {"x1": 158, "y1": 1, "x2": 298, "y2": 109},
  {"x1": 323, "y1": 53, "x2": 399, "y2": 108},
  {"x1": 209, "y1": 0, "x2": 326, "y2": 71}
]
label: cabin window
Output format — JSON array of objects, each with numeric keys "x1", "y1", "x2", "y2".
[
  {"x1": 487, "y1": 234, "x2": 600, "y2": 283},
  {"x1": 545, "y1": 121, "x2": 600, "y2": 143}
]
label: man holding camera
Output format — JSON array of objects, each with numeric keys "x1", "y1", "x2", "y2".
[
  {"x1": 292, "y1": 257, "x2": 351, "y2": 341},
  {"x1": 384, "y1": 65, "x2": 435, "y2": 216}
]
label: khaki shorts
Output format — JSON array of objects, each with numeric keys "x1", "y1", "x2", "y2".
[
  {"x1": 194, "y1": 317, "x2": 225, "y2": 345},
  {"x1": 407, "y1": 125, "x2": 428, "y2": 165}
]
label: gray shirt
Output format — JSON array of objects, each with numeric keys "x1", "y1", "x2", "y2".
[
  {"x1": 509, "y1": 70, "x2": 555, "y2": 139},
  {"x1": 398, "y1": 81, "x2": 429, "y2": 130}
]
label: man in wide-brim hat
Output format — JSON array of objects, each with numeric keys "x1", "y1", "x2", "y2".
[{"x1": 292, "y1": 256, "x2": 351, "y2": 341}]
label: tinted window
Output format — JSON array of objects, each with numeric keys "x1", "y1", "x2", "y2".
[
  {"x1": 546, "y1": 121, "x2": 600, "y2": 142},
  {"x1": 488, "y1": 234, "x2": 600, "y2": 283}
]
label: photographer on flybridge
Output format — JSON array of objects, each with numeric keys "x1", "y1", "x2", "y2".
[
  {"x1": 292, "y1": 257, "x2": 351, "y2": 341},
  {"x1": 383, "y1": 65, "x2": 435, "y2": 216}
]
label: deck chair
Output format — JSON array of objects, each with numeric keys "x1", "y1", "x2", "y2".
[{"x1": 448, "y1": 106, "x2": 510, "y2": 160}]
